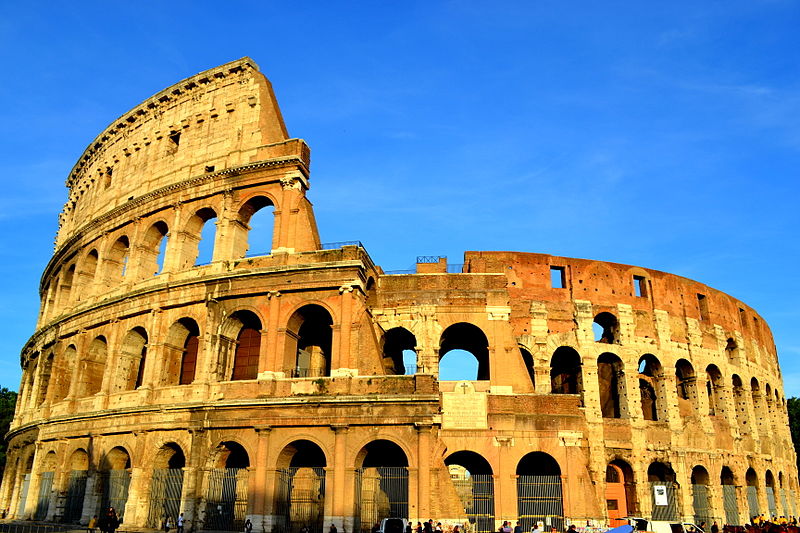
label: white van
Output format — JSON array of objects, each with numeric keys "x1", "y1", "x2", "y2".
[{"x1": 628, "y1": 517, "x2": 704, "y2": 533}]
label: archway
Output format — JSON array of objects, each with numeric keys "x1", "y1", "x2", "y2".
[
  {"x1": 439, "y1": 323, "x2": 490, "y2": 381},
  {"x1": 638, "y1": 355, "x2": 664, "y2": 421},
  {"x1": 690, "y1": 466, "x2": 711, "y2": 526},
  {"x1": 605, "y1": 460, "x2": 635, "y2": 526},
  {"x1": 550, "y1": 347, "x2": 582, "y2": 396},
  {"x1": 766, "y1": 470, "x2": 777, "y2": 517},
  {"x1": 675, "y1": 359, "x2": 697, "y2": 414},
  {"x1": 98, "y1": 447, "x2": 132, "y2": 519},
  {"x1": 287, "y1": 305, "x2": 333, "y2": 378},
  {"x1": 275, "y1": 440, "x2": 328, "y2": 533},
  {"x1": 382, "y1": 327, "x2": 417, "y2": 375},
  {"x1": 205, "y1": 441, "x2": 249, "y2": 531},
  {"x1": 445, "y1": 451, "x2": 494, "y2": 533},
  {"x1": 593, "y1": 312, "x2": 619, "y2": 343},
  {"x1": 647, "y1": 462, "x2": 678, "y2": 521},
  {"x1": 721, "y1": 467, "x2": 740, "y2": 526},
  {"x1": 597, "y1": 353, "x2": 625, "y2": 418},
  {"x1": 64, "y1": 449, "x2": 89, "y2": 523},
  {"x1": 118, "y1": 327, "x2": 148, "y2": 391},
  {"x1": 706, "y1": 365, "x2": 725, "y2": 417},
  {"x1": 516, "y1": 452, "x2": 563, "y2": 531},
  {"x1": 147, "y1": 443, "x2": 186, "y2": 528},
  {"x1": 34, "y1": 452, "x2": 57, "y2": 520},
  {"x1": 354, "y1": 440, "x2": 409, "y2": 533},
  {"x1": 746, "y1": 468, "x2": 759, "y2": 520}
]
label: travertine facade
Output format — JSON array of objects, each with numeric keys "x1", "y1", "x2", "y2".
[{"x1": 1, "y1": 58, "x2": 797, "y2": 533}]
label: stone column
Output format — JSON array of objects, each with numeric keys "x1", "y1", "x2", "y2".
[
  {"x1": 335, "y1": 286, "x2": 354, "y2": 374},
  {"x1": 262, "y1": 292, "x2": 282, "y2": 377},
  {"x1": 251, "y1": 428, "x2": 271, "y2": 531},
  {"x1": 415, "y1": 424, "x2": 432, "y2": 521},
  {"x1": 330, "y1": 425, "x2": 349, "y2": 530},
  {"x1": 182, "y1": 429, "x2": 208, "y2": 525}
]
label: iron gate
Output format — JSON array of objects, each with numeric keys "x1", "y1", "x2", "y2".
[
  {"x1": 355, "y1": 467, "x2": 408, "y2": 533},
  {"x1": 274, "y1": 467, "x2": 326, "y2": 533},
  {"x1": 204, "y1": 468, "x2": 248, "y2": 531},
  {"x1": 34, "y1": 472, "x2": 54, "y2": 520},
  {"x1": 691, "y1": 484, "x2": 711, "y2": 526},
  {"x1": 766, "y1": 487, "x2": 777, "y2": 517},
  {"x1": 516, "y1": 475, "x2": 564, "y2": 531},
  {"x1": 16, "y1": 474, "x2": 31, "y2": 517},
  {"x1": 780, "y1": 489, "x2": 789, "y2": 517},
  {"x1": 147, "y1": 468, "x2": 184, "y2": 528},
  {"x1": 722, "y1": 485, "x2": 740, "y2": 526},
  {"x1": 746, "y1": 486, "x2": 759, "y2": 521},
  {"x1": 451, "y1": 475, "x2": 494, "y2": 533},
  {"x1": 97, "y1": 470, "x2": 131, "y2": 519},
  {"x1": 650, "y1": 482, "x2": 679, "y2": 521},
  {"x1": 64, "y1": 471, "x2": 88, "y2": 523}
]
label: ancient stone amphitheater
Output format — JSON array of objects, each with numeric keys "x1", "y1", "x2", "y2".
[{"x1": 1, "y1": 58, "x2": 796, "y2": 533}]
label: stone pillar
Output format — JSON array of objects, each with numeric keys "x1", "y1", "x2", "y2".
[
  {"x1": 182, "y1": 429, "x2": 208, "y2": 525},
  {"x1": 330, "y1": 425, "x2": 348, "y2": 530},
  {"x1": 251, "y1": 428, "x2": 271, "y2": 530},
  {"x1": 415, "y1": 424, "x2": 432, "y2": 521},
  {"x1": 334, "y1": 286, "x2": 354, "y2": 374},
  {"x1": 262, "y1": 292, "x2": 282, "y2": 377}
]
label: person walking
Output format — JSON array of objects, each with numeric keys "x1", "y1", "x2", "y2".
[
  {"x1": 177, "y1": 513, "x2": 185, "y2": 533},
  {"x1": 244, "y1": 519, "x2": 253, "y2": 533}
]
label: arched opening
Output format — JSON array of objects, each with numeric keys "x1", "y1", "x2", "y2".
[
  {"x1": 15, "y1": 454, "x2": 34, "y2": 518},
  {"x1": 516, "y1": 452, "x2": 563, "y2": 531},
  {"x1": 229, "y1": 311, "x2": 262, "y2": 381},
  {"x1": 165, "y1": 318, "x2": 201, "y2": 385},
  {"x1": 79, "y1": 336, "x2": 107, "y2": 397},
  {"x1": 675, "y1": 359, "x2": 698, "y2": 415},
  {"x1": 287, "y1": 305, "x2": 333, "y2": 378},
  {"x1": 354, "y1": 440, "x2": 409, "y2": 533},
  {"x1": 690, "y1": 466, "x2": 711, "y2": 526},
  {"x1": 597, "y1": 353, "x2": 626, "y2": 418},
  {"x1": 765, "y1": 384, "x2": 774, "y2": 431},
  {"x1": 519, "y1": 347, "x2": 536, "y2": 390},
  {"x1": 34, "y1": 451, "x2": 57, "y2": 520},
  {"x1": 638, "y1": 354, "x2": 664, "y2": 421},
  {"x1": 51, "y1": 344, "x2": 75, "y2": 403},
  {"x1": 778, "y1": 472, "x2": 789, "y2": 517},
  {"x1": 235, "y1": 196, "x2": 275, "y2": 258},
  {"x1": 140, "y1": 221, "x2": 170, "y2": 277},
  {"x1": 64, "y1": 449, "x2": 89, "y2": 523},
  {"x1": 105, "y1": 236, "x2": 130, "y2": 285},
  {"x1": 766, "y1": 470, "x2": 777, "y2": 517},
  {"x1": 118, "y1": 327, "x2": 148, "y2": 392},
  {"x1": 721, "y1": 467, "x2": 740, "y2": 526},
  {"x1": 147, "y1": 443, "x2": 186, "y2": 528},
  {"x1": 445, "y1": 451, "x2": 494, "y2": 533},
  {"x1": 382, "y1": 327, "x2": 417, "y2": 375},
  {"x1": 187, "y1": 207, "x2": 218, "y2": 267},
  {"x1": 205, "y1": 441, "x2": 250, "y2": 531},
  {"x1": 275, "y1": 440, "x2": 328, "y2": 533},
  {"x1": 750, "y1": 378, "x2": 765, "y2": 433},
  {"x1": 725, "y1": 338, "x2": 739, "y2": 360},
  {"x1": 59, "y1": 264, "x2": 76, "y2": 308},
  {"x1": 36, "y1": 352, "x2": 55, "y2": 406},
  {"x1": 98, "y1": 447, "x2": 132, "y2": 520},
  {"x1": 746, "y1": 468, "x2": 760, "y2": 520},
  {"x1": 78, "y1": 250, "x2": 99, "y2": 299},
  {"x1": 593, "y1": 312, "x2": 619, "y2": 344},
  {"x1": 439, "y1": 323, "x2": 490, "y2": 381},
  {"x1": 550, "y1": 347, "x2": 582, "y2": 396},
  {"x1": 706, "y1": 365, "x2": 726, "y2": 417},
  {"x1": 605, "y1": 460, "x2": 636, "y2": 526},
  {"x1": 647, "y1": 462, "x2": 678, "y2": 521},
  {"x1": 732, "y1": 375, "x2": 749, "y2": 434}
]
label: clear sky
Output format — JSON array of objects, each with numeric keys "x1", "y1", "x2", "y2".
[{"x1": 1, "y1": 1, "x2": 798, "y2": 395}]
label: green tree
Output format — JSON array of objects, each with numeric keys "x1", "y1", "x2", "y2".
[
  {"x1": 788, "y1": 397, "x2": 800, "y2": 473},
  {"x1": 0, "y1": 387, "x2": 18, "y2": 479}
]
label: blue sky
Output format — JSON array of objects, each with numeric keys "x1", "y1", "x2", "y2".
[{"x1": 0, "y1": 1, "x2": 798, "y2": 395}]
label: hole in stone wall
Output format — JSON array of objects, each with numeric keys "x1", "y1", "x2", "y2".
[{"x1": 550, "y1": 266, "x2": 565, "y2": 289}]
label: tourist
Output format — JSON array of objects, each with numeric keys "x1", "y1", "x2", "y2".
[
  {"x1": 244, "y1": 519, "x2": 253, "y2": 533},
  {"x1": 710, "y1": 522, "x2": 719, "y2": 533},
  {"x1": 330, "y1": 524, "x2": 338, "y2": 533},
  {"x1": 416, "y1": 522, "x2": 424, "y2": 533},
  {"x1": 88, "y1": 515, "x2": 97, "y2": 533},
  {"x1": 164, "y1": 515, "x2": 172, "y2": 533}
]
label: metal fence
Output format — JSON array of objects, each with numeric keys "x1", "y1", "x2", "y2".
[
  {"x1": 780, "y1": 488, "x2": 789, "y2": 517},
  {"x1": 274, "y1": 467, "x2": 326, "y2": 533},
  {"x1": 354, "y1": 467, "x2": 408, "y2": 533},
  {"x1": 204, "y1": 468, "x2": 248, "y2": 531},
  {"x1": 766, "y1": 487, "x2": 777, "y2": 517},
  {"x1": 63, "y1": 471, "x2": 87, "y2": 523},
  {"x1": 147, "y1": 468, "x2": 184, "y2": 528},
  {"x1": 650, "y1": 482, "x2": 679, "y2": 521},
  {"x1": 34, "y1": 472, "x2": 54, "y2": 521},
  {"x1": 16, "y1": 474, "x2": 30, "y2": 518},
  {"x1": 290, "y1": 368, "x2": 329, "y2": 378},
  {"x1": 691, "y1": 484, "x2": 711, "y2": 526},
  {"x1": 516, "y1": 475, "x2": 564, "y2": 532},
  {"x1": 722, "y1": 485, "x2": 740, "y2": 526},
  {"x1": 97, "y1": 470, "x2": 131, "y2": 519},
  {"x1": 746, "y1": 486, "x2": 759, "y2": 521},
  {"x1": 451, "y1": 475, "x2": 494, "y2": 533},
  {"x1": 322, "y1": 241, "x2": 363, "y2": 249},
  {"x1": 0, "y1": 524, "x2": 75, "y2": 533}
]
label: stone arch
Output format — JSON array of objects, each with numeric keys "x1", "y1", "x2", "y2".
[
  {"x1": 274, "y1": 440, "x2": 328, "y2": 533},
  {"x1": 381, "y1": 327, "x2": 417, "y2": 375},
  {"x1": 204, "y1": 441, "x2": 250, "y2": 531},
  {"x1": 165, "y1": 318, "x2": 201, "y2": 386},
  {"x1": 725, "y1": 337, "x2": 739, "y2": 360},
  {"x1": 233, "y1": 194, "x2": 277, "y2": 259},
  {"x1": 593, "y1": 312, "x2": 619, "y2": 344},
  {"x1": 183, "y1": 206, "x2": 218, "y2": 267},
  {"x1": 218, "y1": 310, "x2": 263, "y2": 381},
  {"x1": 117, "y1": 327, "x2": 148, "y2": 392},
  {"x1": 519, "y1": 345, "x2": 536, "y2": 390},
  {"x1": 691, "y1": 466, "x2": 712, "y2": 526},
  {"x1": 98, "y1": 446, "x2": 133, "y2": 519},
  {"x1": 746, "y1": 467, "x2": 760, "y2": 519},
  {"x1": 516, "y1": 452, "x2": 563, "y2": 531},
  {"x1": 35, "y1": 351, "x2": 55, "y2": 406},
  {"x1": 354, "y1": 440, "x2": 409, "y2": 532},
  {"x1": 706, "y1": 365, "x2": 726, "y2": 417},
  {"x1": 766, "y1": 470, "x2": 778, "y2": 517},
  {"x1": 750, "y1": 377, "x2": 767, "y2": 431},
  {"x1": 59, "y1": 263, "x2": 77, "y2": 308},
  {"x1": 78, "y1": 336, "x2": 107, "y2": 397},
  {"x1": 732, "y1": 374, "x2": 749, "y2": 434},
  {"x1": 63, "y1": 448, "x2": 90, "y2": 523},
  {"x1": 439, "y1": 322, "x2": 490, "y2": 381},
  {"x1": 647, "y1": 461, "x2": 679, "y2": 521},
  {"x1": 147, "y1": 443, "x2": 186, "y2": 528},
  {"x1": 286, "y1": 304, "x2": 333, "y2": 378},
  {"x1": 675, "y1": 359, "x2": 698, "y2": 414},
  {"x1": 551, "y1": 346, "x2": 582, "y2": 395},
  {"x1": 606, "y1": 459, "x2": 636, "y2": 525},
  {"x1": 445, "y1": 451, "x2": 495, "y2": 533},
  {"x1": 34, "y1": 451, "x2": 58, "y2": 520},
  {"x1": 104, "y1": 235, "x2": 130, "y2": 285},
  {"x1": 78, "y1": 249, "x2": 99, "y2": 298},
  {"x1": 721, "y1": 466, "x2": 740, "y2": 526},
  {"x1": 638, "y1": 354, "x2": 665, "y2": 421},
  {"x1": 597, "y1": 352, "x2": 626, "y2": 418},
  {"x1": 139, "y1": 220, "x2": 170, "y2": 277}
]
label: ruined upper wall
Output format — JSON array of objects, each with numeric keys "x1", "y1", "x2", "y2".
[{"x1": 56, "y1": 57, "x2": 294, "y2": 248}]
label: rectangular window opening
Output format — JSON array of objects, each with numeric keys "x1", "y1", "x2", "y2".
[
  {"x1": 550, "y1": 266, "x2": 566, "y2": 289},
  {"x1": 697, "y1": 293, "x2": 709, "y2": 321},
  {"x1": 739, "y1": 307, "x2": 747, "y2": 329},
  {"x1": 633, "y1": 275, "x2": 647, "y2": 297},
  {"x1": 169, "y1": 131, "x2": 181, "y2": 146},
  {"x1": 205, "y1": 165, "x2": 215, "y2": 173}
]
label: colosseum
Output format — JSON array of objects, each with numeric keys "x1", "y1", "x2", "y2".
[{"x1": 0, "y1": 57, "x2": 797, "y2": 533}]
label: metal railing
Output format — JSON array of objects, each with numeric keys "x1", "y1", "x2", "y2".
[
  {"x1": 416, "y1": 255, "x2": 445, "y2": 263},
  {"x1": 290, "y1": 368, "x2": 329, "y2": 378},
  {"x1": 321, "y1": 241, "x2": 362, "y2": 249},
  {"x1": 0, "y1": 524, "x2": 75, "y2": 533}
]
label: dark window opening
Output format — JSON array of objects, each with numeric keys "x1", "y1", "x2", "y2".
[
  {"x1": 633, "y1": 275, "x2": 647, "y2": 297},
  {"x1": 232, "y1": 327, "x2": 260, "y2": 380},
  {"x1": 180, "y1": 335, "x2": 199, "y2": 385},
  {"x1": 205, "y1": 165, "x2": 215, "y2": 173},
  {"x1": 697, "y1": 294, "x2": 709, "y2": 321},
  {"x1": 290, "y1": 305, "x2": 333, "y2": 378},
  {"x1": 519, "y1": 347, "x2": 536, "y2": 389},
  {"x1": 598, "y1": 353, "x2": 625, "y2": 418},
  {"x1": 550, "y1": 266, "x2": 566, "y2": 289},
  {"x1": 550, "y1": 346, "x2": 582, "y2": 395},
  {"x1": 169, "y1": 131, "x2": 181, "y2": 146},
  {"x1": 382, "y1": 327, "x2": 417, "y2": 375},
  {"x1": 593, "y1": 312, "x2": 619, "y2": 344},
  {"x1": 738, "y1": 308, "x2": 747, "y2": 329}
]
